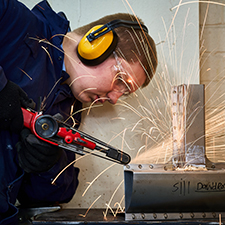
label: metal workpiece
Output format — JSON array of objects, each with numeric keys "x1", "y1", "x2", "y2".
[
  {"x1": 124, "y1": 163, "x2": 225, "y2": 220},
  {"x1": 124, "y1": 84, "x2": 225, "y2": 221},
  {"x1": 171, "y1": 84, "x2": 205, "y2": 168},
  {"x1": 125, "y1": 211, "x2": 225, "y2": 221}
]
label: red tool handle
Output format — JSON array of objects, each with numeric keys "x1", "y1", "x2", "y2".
[
  {"x1": 22, "y1": 108, "x2": 96, "y2": 149},
  {"x1": 22, "y1": 107, "x2": 37, "y2": 130},
  {"x1": 57, "y1": 127, "x2": 96, "y2": 149}
]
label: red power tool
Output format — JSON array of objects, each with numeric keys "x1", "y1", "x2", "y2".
[{"x1": 22, "y1": 108, "x2": 131, "y2": 165}]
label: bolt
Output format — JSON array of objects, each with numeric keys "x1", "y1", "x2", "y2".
[
  {"x1": 132, "y1": 214, "x2": 136, "y2": 219},
  {"x1": 149, "y1": 164, "x2": 153, "y2": 169},
  {"x1": 141, "y1": 213, "x2": 145, "y2": 219},
  {"x1": 126, "y1": 165, "x2": 130, "y2": 169},
  {"x1": 153, "y1": 213, "x2": 157, "y2": 219},
  {"x1": 138, "y1": 164, "x2": 142, "y2": 169},
  {"x1": 202, "y1": 213, "x2": 206, "y2": 218},
  {"x1": 164, "y1": 213, "x2": 168, "y2": 219},
  {"x1": 190, "y1": 213, "x2": 194, "y2": 218},
  {"x1": 179, "y1": 213, "x2": 183, "y2": 219}
]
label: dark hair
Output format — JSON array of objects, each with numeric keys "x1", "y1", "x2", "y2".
[{"x1": 73, "y1": 13, "x2": 158, "y2": 88}]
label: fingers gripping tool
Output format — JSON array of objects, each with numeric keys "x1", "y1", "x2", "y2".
[{"x1": 22, "y1": 108, "x2": 131, "y2": 165}]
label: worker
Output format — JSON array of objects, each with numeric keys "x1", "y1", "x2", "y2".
[{"x1": 0, "y1": 0, "x2": 157, "y2": 224}]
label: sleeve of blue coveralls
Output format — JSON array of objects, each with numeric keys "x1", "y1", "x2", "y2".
[
  {"x1": 0, "y1": 1, "x2": 12, "y2": 91},
  {"x1": 18, "y1": 150, "x2": 80, "y2": 205},
  {"x1": 0, "y1": 0, "x2": 80, "y2": 205},
  {"x1": 0, "y1": 66, "x2": 8, "y2": 91}
]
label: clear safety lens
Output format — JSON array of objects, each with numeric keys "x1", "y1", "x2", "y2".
[{"x1": 112, "y1": 52, "x2": 133, "y2": 95}]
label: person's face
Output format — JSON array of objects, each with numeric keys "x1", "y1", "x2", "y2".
[{"x1": 69, "y1": 56, "x2": 146, "y2": 105}]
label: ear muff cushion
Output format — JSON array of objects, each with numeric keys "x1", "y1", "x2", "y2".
[{"x1": 77, "y1": 25, "x2": 118, "y2": 66}]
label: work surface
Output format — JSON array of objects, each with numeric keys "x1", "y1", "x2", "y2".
[{"x1": 27, "y1": 208, "x2": 223, "y2": 225}]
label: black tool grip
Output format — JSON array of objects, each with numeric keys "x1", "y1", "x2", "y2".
[{"x1": 106, "y1": 148, "x2": 131, "y2": 164}]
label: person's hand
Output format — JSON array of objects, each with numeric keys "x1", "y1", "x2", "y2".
[
  {"x1": 16, "y1": 129, "x2": 62, "y2": 173},
  {"x1": 0, "y1": 81, "x2": 35, "y2": 133}
]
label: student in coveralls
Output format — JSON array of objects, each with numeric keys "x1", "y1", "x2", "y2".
[{"x1": 0, "y1": 0, "x2": 157, "y2": 224}]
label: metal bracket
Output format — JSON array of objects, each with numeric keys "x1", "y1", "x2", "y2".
[{"x1": 171, "y1": 84, "x2": 206, "y2": 168}]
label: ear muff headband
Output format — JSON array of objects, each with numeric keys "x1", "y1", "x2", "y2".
[
  {"x1": 77, "y1": 25, "x2": 118, "y2": 66},
  {"x1": 77, "y1": 19, "x2": 148, "y2": 66}
]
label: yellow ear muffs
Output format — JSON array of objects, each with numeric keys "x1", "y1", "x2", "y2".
[
  {"x1": 77, "y1": 25, "x2": 118, "y2": 66},
  {"x1": 77, "y1": 19, "x2": 148, "y2": 66}
]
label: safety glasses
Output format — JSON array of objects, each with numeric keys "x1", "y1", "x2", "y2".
[{"x1": 111, "y1": 52, "x2": 135, "y2": 96}]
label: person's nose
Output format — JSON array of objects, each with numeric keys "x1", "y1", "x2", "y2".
[{"x1": 107, "y1": 91, "x2": 123, "y2": 104}]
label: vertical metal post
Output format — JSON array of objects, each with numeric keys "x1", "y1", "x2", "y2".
[
  {"x1": 171, "y1": 85, "x2": 187, "y2": 167},
  {"x1": 171, "y1": 84, "x2": 205, "y2": 168}
]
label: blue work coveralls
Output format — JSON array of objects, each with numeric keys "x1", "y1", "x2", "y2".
[{"x1": 0, "y1": 0, "x2": 82, "y2": 224}]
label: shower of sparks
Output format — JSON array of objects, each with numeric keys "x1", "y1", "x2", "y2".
[
  {"x1": 69, "y1": 75, "x2": 95, "y2": 87},
  {"x1": 109, "y1": 127, "x2": 135, "y2": 152},
  {"x1": 78, "y1": 88, "x2": 97, "y2": 97},
  {"x1": 79, "y1": 195, "x2": 102, "y2": 218},
  {"x1": 51, "y1": 148, "x2": 112, "y2": 185},
  {"x1": 111, "y1": 117, "x2": 125, "y2": 120},
  {"x1": 41, "y1": 46, "x2": 53, "y2": 65},
  {"x1": 114, "y1": 197, "x2": 125, "y2": 214},
  {"x1": 64, "y1": 104, "x2": 103, "y2": 124},
  {"x1": 40, "y1": 77, "x2": 63, "y2": 111},
  {"x1": 82, "y1": 163, "x2": 116, "y2": 197},
  {"x1": 46, "y1": 77, "x2": 63, "y2": 100},
  {"x1": 172, "y1": 1, "x2": 225, "y2": 11},
  {"x1": 86, "y1": 97, "x2": 110, "y2": 115},
  {"x1": 51, "y1": 33, "x2": 78, "y2": 43},
  {"x1": 26, "y1": 35, "x2": 96, "y2": 110},
  {"x1": 69, "y1": 104, "x2": 76, "y2": 127},
  {"x1": 103, "y1": 179, "x2": 124, "y2": 220},
  {"x1": 77, "y1": 0, "x2": 225, "y2": 217},
  {"x1": 51, "y1": 157, "x2": 78, "y2": 185},
  {"x1": 18, "y1": 68, "x2": 33, "y2": 80},
  {"x1": 29, "y1": 35, "x2": 97, "y2": 90}
]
